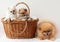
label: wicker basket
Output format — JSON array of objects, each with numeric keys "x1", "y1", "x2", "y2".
[{"x1": 1, "y1": 2, "x2": 39, "y2": 39}]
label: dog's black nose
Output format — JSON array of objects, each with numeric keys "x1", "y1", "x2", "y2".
[
  {"x1": 46, "y1": 32, "x2": 51, "y2": 36},
  {"x1": 47, "y1": 33, "x2": 49, "y2": 35}
]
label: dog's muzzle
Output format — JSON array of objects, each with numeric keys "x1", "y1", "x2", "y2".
[{"x1": 43, "y1": 30, "x2": 52, "y2": 36}]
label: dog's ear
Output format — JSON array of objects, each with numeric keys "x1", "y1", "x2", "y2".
[{"x1": 52, "y1": 26, "x2": 56, "y2": 36}]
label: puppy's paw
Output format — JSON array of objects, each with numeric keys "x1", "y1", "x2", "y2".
[
  {"x1": 36, "y1": 36, "x2": 45, "y2": 40},
  {"x1": 49, "y1": 37, "x2": 55, "y2": 41}
]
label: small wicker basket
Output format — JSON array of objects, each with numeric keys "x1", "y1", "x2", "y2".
[{"x1": 1, "y1": 2, "x2": 39, "y2": 39}]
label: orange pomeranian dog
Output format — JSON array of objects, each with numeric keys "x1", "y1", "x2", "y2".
[{"x1": 36, "y1": 20, "x2": 56, "y2": 40}]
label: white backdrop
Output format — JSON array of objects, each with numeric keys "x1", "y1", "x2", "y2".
[{"x1": 0, "y1": 0, "x2": 60, "y2": 42}]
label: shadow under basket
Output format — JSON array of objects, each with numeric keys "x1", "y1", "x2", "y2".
[{"x1": 2, "y1": 19, "x2": 38, "y2": 39}]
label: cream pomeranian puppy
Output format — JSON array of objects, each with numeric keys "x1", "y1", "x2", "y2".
[{"x1": 4, "y1": 7, "x2": 17, "y2": 21}]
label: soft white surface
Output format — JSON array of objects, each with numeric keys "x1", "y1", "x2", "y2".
[
  {"x1": 0, "y1": 34, "x2": 60, "y2": 42},
  {"x1": 0, "y1": 0, "x2": 60, "y2": 42},
  {"x1": 0, "y1": 35, "x2": 60, "y2": 42}
]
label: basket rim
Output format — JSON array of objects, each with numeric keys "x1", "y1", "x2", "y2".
[{"x1": 1, "y1": 17, "x2": 39, "y2": 24}]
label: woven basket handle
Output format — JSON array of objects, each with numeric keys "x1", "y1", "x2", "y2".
[
  {"x1": 8, "y1": 21, "x2": 27, "y2": 35},
  {"x1": 14, "y1": 2, "x2": 30, "y2": 15},
  {"x1": 18, "y1": 21, "x2": 27, "y2": 35}
]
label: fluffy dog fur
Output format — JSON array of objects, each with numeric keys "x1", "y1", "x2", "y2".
[
  {"x1": 4, "y1": 7, "x2": 17, "y2": 21},
  {"x1": 17, "y1": 8, "x2": 29, "y2": 20},
  {"x1": 36, "y1": 20, "x2": 56, "y2": 40}
]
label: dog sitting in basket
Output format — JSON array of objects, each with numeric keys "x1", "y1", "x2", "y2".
[
  {"x1": 4, "y1": 7, "x2": 17, "y2": 21},
  {"x1": 3, "y1": 3, "x2": 38, "y2": 22},
  {"x1": 4, "y1": 7, "x2": 31, "y2": 21},
  {"x1": 17, "y1": 8, "x2": 31, "y2": 21},
  {"x1": 3, "y1": 7, "x2": 38, "y2": 22}
]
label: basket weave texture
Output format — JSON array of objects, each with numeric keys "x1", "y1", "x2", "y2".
[{"x1": 2, "y1": 20, "x2": 38, "y2": 38}]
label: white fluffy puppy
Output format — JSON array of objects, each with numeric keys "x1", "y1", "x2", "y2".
[{"x1": 4, "y1": 7, "x2": 17, "y2": 21}]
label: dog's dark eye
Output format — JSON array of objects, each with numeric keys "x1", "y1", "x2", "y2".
[
  {"x1": 13, "y1": 10, "x2": 15, "y2": 12},
  {"x1": 23, "y1": 14, "x2": 26, "y2": 16},
  {"x1": 10, "y1": 11, "x2": 12, "y2": 13},
  {"x1": 24, "y1": 9, "x2": 27, "y2": 12},
  {"x1": 47, "y1": 30, "x2": 50, "y2": 32},
  {"x1": 43, "y1": 31, "x2": 46, "y2": 32},
  {"x1": 47, "y1": 30, "x2": 51, "y2": 32}
]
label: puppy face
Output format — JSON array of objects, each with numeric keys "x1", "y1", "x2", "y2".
[
  {"x1": 8, "y1": 7, "x2": 16, "y2": 14},
  {"x1": 38, "y1": 22, "x2": 55, "y2": 37},
  {"x1": 19, "y1": 8, "x2": 27, "y2": 14}
]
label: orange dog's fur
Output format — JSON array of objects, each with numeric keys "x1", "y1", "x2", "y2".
[
  {"x1": 18, "y1": 8, "x2": 29, "y2": 16},
  {"x1": 36, "y1": 21, "x2": 56, "y2": 40},
  {"x1": 17, "y1": 8, "x2": 29, "y2": 20}
]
